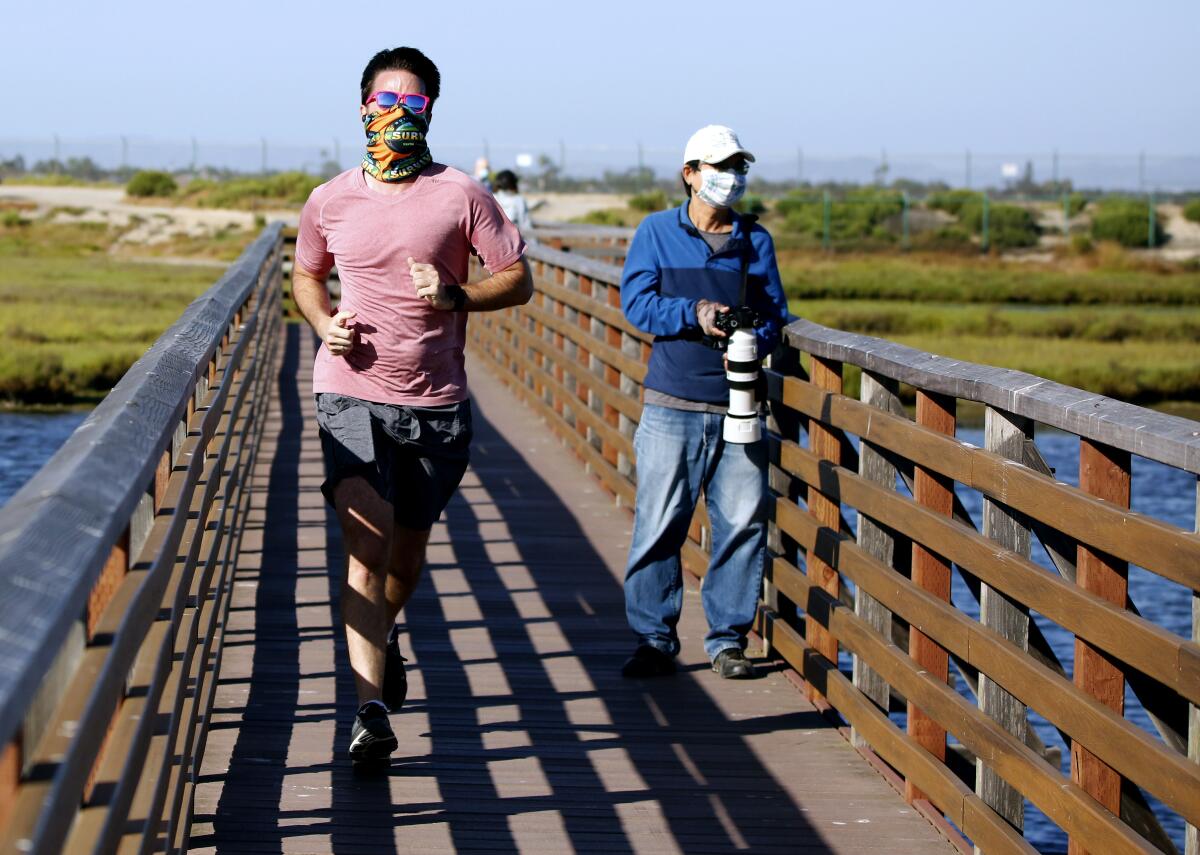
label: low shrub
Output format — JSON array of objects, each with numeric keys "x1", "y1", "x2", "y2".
[
  {"x1": 628, "y1": 189, "x2": 669, "y2": 213},
  {"x1": 911, "y1": 226, "x2": 975, "y2": 254},
  {"x1": 178, "y1": 171, "x2": 322, "y2": 208},
  {"x1": 926, "y1": 189, "x2": 983, "y2": 217},
  {"x1": 777, "y1": 190, "x2": 903, "y2": 243},
  {"x1": 1090, "y1": 197, "x2": 1166, "y2": 248},
  {"x1": 126, "y1": 170, "x2": 178, "y2": 198},
  {"x1": 0, "y1": 351, "x2": 71, "y2": 403},
  {"x1": 960, "y1": 201, "x2": 1041, "y2": 249},
  {"x1": 1069, "y1": 234, "x2": 1094, "y2": 255},
  {"x1": 736, "y1": 194, "x2": 767, "y2": 217},
  {"x1": 1183, "y1": 198, "x2": 1200, "y2": 224},
  {"x1": 576, "y1": 208, "x2": 628, "y2": 226}
]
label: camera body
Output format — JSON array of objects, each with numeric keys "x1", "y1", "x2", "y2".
[
  {"x1": 714, "y1": 306, "x2": 763, "y2": 444},
  {"x1": 712, "y1": 305, "x2": 764, "y2": 340}
]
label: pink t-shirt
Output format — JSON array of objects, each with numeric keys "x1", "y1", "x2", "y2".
[{"x1": 295, "y1": 164, "x2": 525, "y2": 405}]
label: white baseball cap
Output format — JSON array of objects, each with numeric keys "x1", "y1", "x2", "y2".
[{"x1": 683, "y1": 125, "x2": 756, "y2": 166}]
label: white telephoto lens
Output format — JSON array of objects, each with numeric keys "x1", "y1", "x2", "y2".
[{"x1": 723, "y1": 328, "x2": 761, "y2": 444}]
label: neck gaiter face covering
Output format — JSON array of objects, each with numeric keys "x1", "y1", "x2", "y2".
[{"x1": 362, "y1": 105, "x2": 433, "y2": 182}]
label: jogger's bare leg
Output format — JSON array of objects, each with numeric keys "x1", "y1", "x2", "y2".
[
  {"x1": 386, "y1": 525, "x2": 431, "y2": 625},
  {"x1": 333, "y1": 476, "x2": 394, "y2": 705}
]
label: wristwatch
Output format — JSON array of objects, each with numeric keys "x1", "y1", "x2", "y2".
[{"x1": 445, "y1": 284, "x2": 467, "y2": 311}]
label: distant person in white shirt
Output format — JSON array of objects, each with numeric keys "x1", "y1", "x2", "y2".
[{"x1": 493, "y1": 170, "x2": 532, "y2": 233}]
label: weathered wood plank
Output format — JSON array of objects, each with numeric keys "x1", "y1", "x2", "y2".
[
  {"x1": 977, "y1": 407, "x2": 1033, "y2": 838},
  {"x1": 853, "y1": 372, "x2": 899, "y2": 742},
  {"x1": 806, "y1": 356, "x2": 843, "y2": 702},
  {"x1": 1071, "y1": 440, "x2": 1131, "y2": 855},
  {"x1": 523, "y1": 242, "x2": 624, "y2": 286},
  {"x1": 908, "y1": 391, "x2": 956, "y2": 804},
  {"x1": 1191, "y1": 480, "x2": 1200, "y2": 855}
]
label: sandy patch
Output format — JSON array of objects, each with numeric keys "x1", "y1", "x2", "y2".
[{"x1": 0, "y1": 184, "x2": 296, "y2": 248}]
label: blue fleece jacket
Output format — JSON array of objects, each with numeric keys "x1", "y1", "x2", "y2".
[{"x1": 620, "y1": 202, "x2": 789, "y2": 405}]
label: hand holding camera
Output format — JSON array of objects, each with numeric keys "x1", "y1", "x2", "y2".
[{"x1": 696, "y1": 299, "x2": 730, "y2": 338}]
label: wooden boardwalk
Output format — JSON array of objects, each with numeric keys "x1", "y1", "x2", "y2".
[{"x1": 189, "y1": 325, "x2": 956, "y2": 854}]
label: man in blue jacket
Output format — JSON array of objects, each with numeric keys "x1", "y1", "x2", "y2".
[{"x1": 620, "y1": 125, "x2": 789, "y2": 679}]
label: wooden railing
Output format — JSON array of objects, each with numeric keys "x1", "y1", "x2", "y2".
[
  {"x1": 0, "y1": 225, "x2": 284, "y2": 854},
  {"x1": 467, "y1": 231, "x2": 1200, "y2": 855},
  {"x1": 528, "y1": 223, "x2": 632, "y2": 266}
]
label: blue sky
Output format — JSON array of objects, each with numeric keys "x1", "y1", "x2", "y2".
[{"x1": 2, "y1": 0, "x2": 1196, "y2": 182}]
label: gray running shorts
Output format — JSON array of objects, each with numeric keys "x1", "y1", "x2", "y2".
[{"x1": 314, "y1": 393, "x2": 472, "y2": 530}]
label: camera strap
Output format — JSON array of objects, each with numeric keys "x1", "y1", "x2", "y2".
[{"x1": 735, "y1": 213, "x2": 758, "y2": 306}]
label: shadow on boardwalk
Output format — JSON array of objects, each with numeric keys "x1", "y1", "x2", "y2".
[{"x1": 191, "y1": 325, "x2": 943, "y2": 854}]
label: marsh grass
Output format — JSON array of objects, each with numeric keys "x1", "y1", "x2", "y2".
[
  {"x1": 790, "y1": 299, "x2": 1200, "y2": 343},
  {"x1": 780, "y1": 251, "x2": 1200, "y2": 305},
  {"x1": 783, "y1": 250, "x2": 1200, "y2": 404},
  {"x1": 0, "y1": 220, "x2": 220, "y2": 404}
]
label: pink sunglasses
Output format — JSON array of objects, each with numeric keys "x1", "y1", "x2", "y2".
[{"x1": 365, "y1": 91, "x2": 430, "y2": 114}]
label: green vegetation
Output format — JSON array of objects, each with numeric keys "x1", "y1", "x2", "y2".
[
  {"x1": 1183, "y1": 199, "x2": 1200, "y2": 224},
  {"x1": 926, "y1": 189, "x2": 981, "y2": 217},
  {"x1": 174, "y1": 171, "x2": 322, "y2": 209},
  {"x1": 575, "y1": 208, "x2": 638, "y2": 227},
  {"x1": 790, "y1": 300, "x2": 1200, "y2": 344},
  {"x1": 126, "y1": 170, "x2": 179, "y2": 198},
  {"x1": 735, "y1": 195, "x2": 767, "y2": 217},
  {"x1": 781, "y1": 251, "x2": 1200, "y2": 405},
  {"x1": 775, "y1": 190, "x2": 903, "y2": 246},
  {"x1": 0, "y1": 218, "x2": 228, "y2": 405},
  {"x1": 780, "y1": 253, "x2": 1200, "y2": 305},
  {"x1": 960, "y1": 202, "x2": 1040, "y2": 249},
  {"x1": 627, "y1": 189, "x2": 669, "y2": 213},
  {"x1": 1090, "y1": 197, "x2": 1166, "y2": 248}
]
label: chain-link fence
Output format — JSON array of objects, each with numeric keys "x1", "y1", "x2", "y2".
[{"x1": 1, "y1": 136, "x2": 1198, "y2": 193}]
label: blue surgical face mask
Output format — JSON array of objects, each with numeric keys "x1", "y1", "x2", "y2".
[{"x1": 696, "y1": 168, "x2": 747, "y2": 209}]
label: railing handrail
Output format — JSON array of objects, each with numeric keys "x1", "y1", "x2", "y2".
[
  {"x1": 529, "y1": 223, "x2": 636, "y2": 241},
  {"x1": 524, "y1": 240, "x2": 624, "y2": 286},
  {"x1": 785, "y1": 318, "x2": 1200, "y2": 475},
  {"x1": 0, "y1": 223, "x2": 282, "y2": 756}
]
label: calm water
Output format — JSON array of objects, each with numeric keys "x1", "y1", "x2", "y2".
[
  {"x1": 0, "y1": 412, "x2": 90, "y2": 506},
  {"x1": 841, "y1": 427, "x2": 1195, "y2": 853}
]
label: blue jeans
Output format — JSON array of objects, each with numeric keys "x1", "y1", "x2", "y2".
[{"x1": 623, "y1": 404, "x2": 767, "y2": 661}]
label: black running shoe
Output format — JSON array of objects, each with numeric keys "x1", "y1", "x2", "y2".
[
  {"x1": 348, "y1": 701, "x2": 397, "y2": 764},
  {"x1": 382, "y1": 624, "x2": 408, "y2": 713},
  {"x1": 621, "y1": 645, "x2": 676, "y2": 678}
]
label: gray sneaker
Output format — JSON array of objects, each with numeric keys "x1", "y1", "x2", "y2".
[{"x1": 712, "y1": 648, "x2": 756, "y2": 679}]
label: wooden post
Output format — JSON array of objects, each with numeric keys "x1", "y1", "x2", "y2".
[
  {"x1": 1187, "y1": 476, "x2": 1199, "y2": 855},
  {"x1": 852, "y1": 372, "x2": 900, "y2": 743},
  {"x1": 0, "y1": 738, "x2": 18, "y2": 836},
  {"x1": 907, "y1": 389, "x2": 955, "y2": 804},
  {"x1": 1069, "y1": 439, "x2": 1130, "y2": 855},
  {"x1": 805, "y1": 355, "x2": 843, "y2": 702},
  {"x1": 977, "y1": 407, "x2": 1033, "y2": 840}
]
